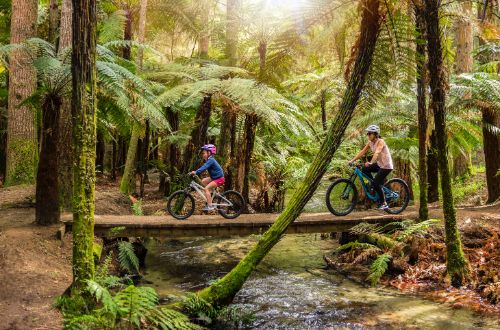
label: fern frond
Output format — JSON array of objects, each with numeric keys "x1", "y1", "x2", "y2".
[
  {"x1": 366, "y1": 253, "x2": 391, "y2": 286},
  {"x1": 117, "y1": 241, "x2": 140, "y2": 274},
  {"x1": 86, "y1": 280, "x2": 119, "y2": 317},
  {"x1": 349, "y1": 222, "x2": 384, "y2": 235},
  {"x1": 335, "y1": 241, "x2": 379, "y2": 253},
  {"x1": 396, "y1": 219, "x2": 442, "y2": 242},
  {"x1": 113, "y1": 285, "x2": 158, "y2": 327},
  {"x1": 145, "y1": 306, "x2": 203, "y2": 330}
]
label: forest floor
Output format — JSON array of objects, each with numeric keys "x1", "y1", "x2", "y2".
[{"x1": 0, "y1": 175, "x2": 498, "y2": 329}]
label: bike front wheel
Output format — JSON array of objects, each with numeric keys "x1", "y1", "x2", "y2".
[
  {"x1": 167, "y1": 191, "x2": 195, "y2": 220},
  {"x1": 384, "y1": 178, "x2": 410, "y2": 214},
  {"x1": 326, "y1": 178, "x2": 358, "y2": 216},
  {"x1": 216, "y1": 190, "x2": 245, "y2": 219}
]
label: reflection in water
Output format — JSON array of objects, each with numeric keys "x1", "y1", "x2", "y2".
[{"x1": 144, "y1": 234, "x2": 499, "y2": 329}]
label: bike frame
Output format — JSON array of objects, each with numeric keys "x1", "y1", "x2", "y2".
[
  {"x1": 185, "y1": 180, "x2": 234, "y2": 208},
  {"x1": 345, "y1": 165, "x2": 399, "y2": 202}
]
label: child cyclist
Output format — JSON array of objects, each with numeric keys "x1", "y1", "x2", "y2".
[
  {"x1": 348, "y1": 125, "x2": 394, "y2": 210},
  {"x1": 190, "y1": 144, "x2": 225, "y2": 211}
]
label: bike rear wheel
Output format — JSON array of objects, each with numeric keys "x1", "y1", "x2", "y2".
[
  {"x1": 167, "y1": 191, "x2": 195, "y2": 220},
  {"x1": 326, "y1": 178, "x2": 358, "y2": 216},
  {"x1": 216, "y1": 190, "x2": 245, "y2": 219},
  {"x1": 384, "y1": 178, "x2": 410, "y2": 214}
]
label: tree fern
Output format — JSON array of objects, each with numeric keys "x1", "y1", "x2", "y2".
[
  {"x1": 118, "y1": 241, "x2": 140, "y2": 274},
  {"x1": 367, "y1": 253, "x2": 391, "y2": 286}
]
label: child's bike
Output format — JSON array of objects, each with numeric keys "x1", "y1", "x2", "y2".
[
  {"x1": 325, "y1": 162, "x2": 410, "y2": 216},
  {"x1": 167, "y1": 174, "x2": 245, "y2": 220}
]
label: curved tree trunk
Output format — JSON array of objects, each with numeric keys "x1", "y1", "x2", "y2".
[
  {"x1": 195, "y1": 0, "x2": 382, "y2": 306},
  {"x1": 5, "y1": 0, "x2": 38, "y2": 186},
  {"x1": 71, "y1": 0, "x2": 97, "y2": 291},
  {"x1": 58, "y1": 0, "x2": 74, "y2": 211},
  {"x1": 415, "y1": 0, "x2": 429, "y2": 220},
  {"x1": 36, "y1": 95, "x2": 61, "y2": 225},
  {"x1": 482, "y1": 108, "x2": 500, "y2": 203},
  {"x1": 424, "y1": 0, "x2": 470, "y2": 287}
]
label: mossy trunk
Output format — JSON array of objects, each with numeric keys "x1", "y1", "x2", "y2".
[
  {"x1": 482, "y1": 108, "x2": 500, "y2": 203},
  {"x1": 218, "y1": 110, "x2": 236, "y2": 191},
  {"x1": 5, "y1": 0, "x2": 38, "y2": 186},
  {"x1": 427, "y1": 130, "x2": 439, "y2": 203},
  {"x1": 58, "y1": 0, "x2": 74, "y2": 211},
  {"x1": 182, "y1": 96, "x2": 211, "y2": 174},
  {"x1": 424, "y1": 0, "x2": 470, "y2": 287},
  {"x1": 71, "y1": 0, "x2": 97, "y2": 291},
  {"x1": 120, "y1": 123, "x2": 142, "y2": 195},
  {"x1": 415, "y1": 1, "x2": 428, "y2": 220},
  {"x1": 36, "y1": 94, "x2": 61, "y2": 225},
  {"x1": 195, "y1": 0, "x2": 382, "y2": 306}
]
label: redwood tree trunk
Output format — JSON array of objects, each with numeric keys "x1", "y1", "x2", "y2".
[
  {"x1": 424, "y1": 0, "x2": 470, "y2": 287},
  {"x1": 71, "y1": 0, "x2": 97, "y2": 291},
  {"x1": 48, "y1": 0, "x2": 59, "y2": 45},
  {"x1": 36, "y1": 95, "x2": 61, "y2": 225},
  {"x1": 58, "y1": 0, "x2": 73, "y2": 211},
  {"x1": 5, "y1": 0, "x2": 38, "y2": 186},
  {"x1": 482, "y1": 108, "x2": 500, "y2": 203},
  {"x1": 415, "y1": 0, "x2": 429, "y2": 220},
  {"x1": 195, "y1": 0, "x2": 382, "y2": 306}
]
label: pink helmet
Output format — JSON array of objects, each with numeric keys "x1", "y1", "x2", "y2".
[{"x1": 200, "y1": 144, "x2": 217, "y2": 155}]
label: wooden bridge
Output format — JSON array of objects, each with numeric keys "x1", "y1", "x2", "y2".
[{"x1": 61, "y1": 212, "x2": 403, "y2": 238}]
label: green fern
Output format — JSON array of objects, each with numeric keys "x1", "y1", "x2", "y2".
[
  {"x1": 183, "y1": 292, "x2": 218, "y2": 322},
  {"x1": 113, "y1": 285, "x2": 158, "y2": 328},
  {"x1": 366, "y1": 253, "x2": 391, "y2": 286},
  {"x1": 349, "y1": 222, "x2": 384, "y2": 235},
  {"x1": 335, "y1": 241, "x2": 379, "y2": 253},
  {"x1": 118, "y1": 241, "x2": 140, "y2": 274},
  {"x1": 131, "y1": 199, "x2": 144, "y2": 216},
  {"x1": 145, "y1": 306, "x2": 203, "y2": 330},
  {"x1": 396, "y1": 219, "x2": 442, "y2": 242}
]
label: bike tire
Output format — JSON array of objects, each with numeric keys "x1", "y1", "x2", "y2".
[
  {"x1": 216, "y1": 190, "x2": 245, "y2": 219},
  {"x1": 326, "y1": 178, "x2": 358, "y2": 216},
  {"x1": 167, "y1": 191, "x2": 195, "y2": 220},
  {"x1": 384, "y1": 178, "x2": 410, "y2": 214}
]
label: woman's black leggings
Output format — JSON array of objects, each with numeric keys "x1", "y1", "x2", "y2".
[{"x1": 362, "y1": 163, "x2": 392, "y2": 204}]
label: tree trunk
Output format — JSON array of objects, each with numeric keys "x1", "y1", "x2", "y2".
[
  {"x1": 452, "y1": 1, "x2": 474, "y2": 178},
  {"x1": 122, "y1": 4, "x2": 133, "y2": 60},
  {"x1": 198, "y1": 1, "x2": 210, "y2": 58},
  {"x1": 194, "y1": 0, "x2": 382, "y2": 306},
  {"x1": 242, "y1": 114, "x2": 258, "y2": 205},
  {"x1": 160, "y1": 109, "x2": 180, "y2": 195},
  {"x1": 139, "y1": 120, "x2": 150, "y2": 197},
  {"x1": 182, "y1": 96, "x2": 212, "y2": 174},
  {"x1": 424, "y1": 0, "x2": 470, "y2": 287},
  {"x1": 5, "y1": 0, "x2": 38, "y2": 186},
  {"x1": 96, "y1": 131, "x2": 105, "y2": 173},
  {"x1": 71, "y1": 0, "x2": 97, "y2": 291},
  {"x1": 48, "y1": 0, "x2": 59, "y2": 45},
  {"x1": 415, "y1": 0, "x2": 429, "y2": 220},
  {"x1": 111, "y1": 136, "x2": 117, "y2": 181},
  {"x1": 427, "y1": 130, "x2": 439, "y2": 203},
  {"x1": 36, "y1": 95, "x2": 61, "y2": 225},
  {"x1": 120, "y1": 123, "x2": 142, "y2": 195},
  {"x1": 321, "y1": 89, "x2": 327, "y2": 131},
  {"x1": 482, "y1": 108, "x2": 500, "y2": 203},
  {"x1": 395, "y1": 158, "x2": 414, "y2": 200},
  {"x1": 58, "y1": 0, "x2": 73, "y2": 211},
  {"x1": 136, "y1": 0, "x2": 148, "y2": 68},
  {"x1": 225, "y1": 0, "x2": 239, "y2": 66}
]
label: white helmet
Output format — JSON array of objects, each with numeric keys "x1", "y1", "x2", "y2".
[{"x1": 365, "y1": 124, "x2": 380, "y2": 135}]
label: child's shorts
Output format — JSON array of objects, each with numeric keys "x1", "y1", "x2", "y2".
[{"x1": 213, "y1": 177, "x2": 225, "y2": 186}]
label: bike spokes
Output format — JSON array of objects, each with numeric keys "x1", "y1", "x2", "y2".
[
  {"x1": 383, "y1": 179, "x2": 410, "y2": 214},
  {"x1": 217, "y1": 190, "x2": 245, "y2": 219},
  {"x1": 326, "y1": 179, "x2": 358, "y2": 216}
]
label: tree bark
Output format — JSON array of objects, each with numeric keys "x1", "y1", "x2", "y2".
[
  {"x1": 198, "y1": 1, "x2": 210, "y2": 58},
  {"x1": 424, "y1": 0, "x2": 470, "y2": 287},
  {"x1": 427, "y1": 130, "x2": 439, "y2": 203},
  {"x1": 415, "y1": 0, "x2": 429, "y2": 220},
  {"x1": 136, "y1": 0, "x2": 148, "y2": 68},
  {"x1": 122, "y1": 3, "x2": 133, "y2": 60},
  {"x1": 58, "y1": 0, "x2": 74, "y2": 211},
  {"x1": 242, "y1": 114, "x2": 258, "y2": 205},
  {"x1": 120, "y1": 123, "x2": 142, "y2": 194},
  {"x1": 48, "y1": 0, "x2": 59, "y2": 45},
  {"x1": 71, "y1": 0, "x2": 97, "y2": 291},
  {"x1": 321, "y1": 89, "x2": 327, "y2": 131},
  {"x1": 194, "y1": 0, "x2": 382, "y2": 306},
  {"x1": 5, "y1": 0, "x2": 38, "y2": 186},
  {"x1": 482, "y1": 108, "x2": 500, "y2": 203},
  {"x1": 182, "y1": 96, "x2": 212, "y2": 174},
  {"x1": 96, "y1": 131, "x2": 105, "y2": 173},
  {"x1": 36, "y1": 95, "x2": 61, "y2": 225}
]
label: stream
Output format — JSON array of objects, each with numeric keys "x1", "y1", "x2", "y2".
[{"x1": 143, "y1": 232, "x2": 500, "y2": 329}]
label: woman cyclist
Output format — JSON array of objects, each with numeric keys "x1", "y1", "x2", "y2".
[
  {"x1": 349, "y1": 125, "x2": 394, "y2": 210},
  {"x1": 190, "y1": 144, "x2": 225, "y2": 211}
]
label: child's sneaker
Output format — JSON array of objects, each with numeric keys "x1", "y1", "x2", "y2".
[
  {"x1": 378, "y1": 203, "x2": 389, "y2": 210},
  {"x1": 202, "y1": 205, "x2": 216, "y2": 211}
]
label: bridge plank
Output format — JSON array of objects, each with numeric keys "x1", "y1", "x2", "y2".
[{"x1": 61, "y1": 212, "x2": 403, "y2": 237}]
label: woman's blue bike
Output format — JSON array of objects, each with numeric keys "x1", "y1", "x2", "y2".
[{"x1": 326, "y1": 162, "x2": 410, "y2": 216}]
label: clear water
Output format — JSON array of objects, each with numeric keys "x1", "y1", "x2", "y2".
[{"x1": 143, "y1": 234, "x2": 500, "y2": 329}]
